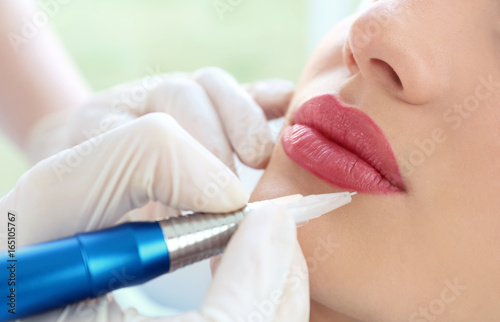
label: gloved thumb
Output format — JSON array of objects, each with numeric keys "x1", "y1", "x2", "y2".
[{"x1": 200, "y1": 204, "x2": 298, "y2": 322}]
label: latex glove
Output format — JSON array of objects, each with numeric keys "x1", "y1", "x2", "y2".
[
  {"x1": 1, "y1": 113, "x2": 309, "y2": 322},
  {"x1": 24, "y1": 67, "x2": 293, "y2": 221},
  {"x1": 25, "y1": 67, "x2": 295, "y2": 172}
]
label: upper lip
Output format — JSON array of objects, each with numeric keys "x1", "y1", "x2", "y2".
[{"x1": 292, "y1": 94, "x2": 406, "y2": 191}]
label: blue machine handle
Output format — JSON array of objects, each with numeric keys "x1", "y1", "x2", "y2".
[{"x1": 0, "y1": 222, "x2": 170, "y2": 321}]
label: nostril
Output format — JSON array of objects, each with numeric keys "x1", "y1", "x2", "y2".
[
  {"x1": 391, "y1": 69, "x2": 403, "y2": 88},
  {"x1": 371, "y1": 58, "x2": 403, "y2": 89},
  {"x1": 348, "y1": 52, "x2": 357, "y2": 68}
]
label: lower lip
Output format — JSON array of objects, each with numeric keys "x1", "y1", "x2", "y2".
[{"x1": 281, "y1": 124, "x2": 400, "y2": 193}]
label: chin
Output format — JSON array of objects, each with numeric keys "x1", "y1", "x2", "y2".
[{"x1": 249, "y1": 142, "x2": 423, "y2": 322}]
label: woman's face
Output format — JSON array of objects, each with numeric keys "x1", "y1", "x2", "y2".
[{"x1": 251, "y1": 0, "x2": 500, "y2": 321}]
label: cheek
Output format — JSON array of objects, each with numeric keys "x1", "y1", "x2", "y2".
[
  {"x1": 434, "y1": 97, "x2": 500, "y2": 274},
  {"x1": 391, "y1": 92, "x2": 500, "y2": 314}
]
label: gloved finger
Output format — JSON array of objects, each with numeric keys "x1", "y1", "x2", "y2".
[
  {"x1": 208, "y1": 232, "x2": 309, "y2": 322},
  {"x1": 193, "y1": 67, "x2": 274, "y2": 169},
  {"x1": 4, "y1": 113, "x2": 248, "y2": 245},
  {"x1": 146, "y1": 78, "x2": 236, "y2": 172},
  {"x1": 120, "y1": 201, "x2": 181, "y2": 223},
  {"x1": 273, "y1": 242, "x2": 310, "y2": 321},
  {"x1": 73, "y1": 72, "x2": 187, "y2": 118},
  {"x1": 200, "y1": 204, "x2": 297, "y2": 322},
  {"x1": 57, "y1": 73, "x2": 182, "y2": 150},
  {"x1": 243, "y1": 79, "x2": 295, "y2": 120}
]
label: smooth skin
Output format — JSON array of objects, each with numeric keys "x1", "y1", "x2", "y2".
[{"x1": 251, "y1": 0, "x2": 500, "y2": 321}]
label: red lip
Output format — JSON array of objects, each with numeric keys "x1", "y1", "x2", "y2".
[{"x1": 281, "y1": 94, "x2": 406, "y2": 194}]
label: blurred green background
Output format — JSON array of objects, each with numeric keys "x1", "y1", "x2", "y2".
[{"x1": 0, "y1": 0, "x2": 362, "y2": 195}]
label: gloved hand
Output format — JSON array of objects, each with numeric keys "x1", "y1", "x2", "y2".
[
  {"x1": 0, "y1": 67, "x2": 309, "y2": 321},
  {"x1": 24, "y1": 67, "x2": 294, "y2": 170},
  {"x1": 0, "y1": 112, "x2": 309, "y2": 321},
  {"x1": 24, "y1": 67, "x2": 294, "y2": 220}
]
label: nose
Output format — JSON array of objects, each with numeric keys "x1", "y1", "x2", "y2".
[{"x1": 343, "y1": 1, "x2": 448, "y2": 105}]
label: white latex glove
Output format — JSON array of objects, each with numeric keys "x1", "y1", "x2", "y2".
[
  {"x1": 25, "y1": 67, "x2": 294, "y2": 171},
  {"x1": 1, "y1": 112, "x2": 309, "y2": 322},
  {"x1": 24, "y1": 67, "x2": 294, "y2": 221},
  {"x1": 0, "y1": 67, "x2": 308, "y2": 321}
]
